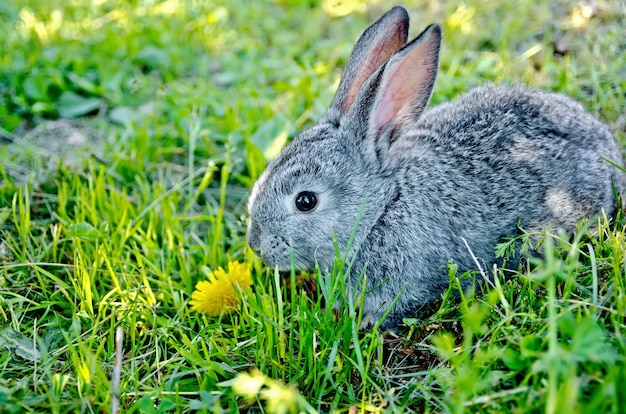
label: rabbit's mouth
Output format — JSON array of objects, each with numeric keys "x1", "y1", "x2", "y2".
[
  {"x1": 264, "y1": 255, "x2": 310, "y2": 272},
  {"x1": 259, "y1": 249, "x2": 317, "y2": 273},
  {"x1": 254, "y1": 245, "x2": 299, "y2": 271}
]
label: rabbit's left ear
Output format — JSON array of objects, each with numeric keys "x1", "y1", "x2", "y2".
[
  {"x1": 329, "y1": 6, "x2": 410, "y2": 117},
  {"x1": 368, "y1": 24, "x2": 441, "y2": 140}
]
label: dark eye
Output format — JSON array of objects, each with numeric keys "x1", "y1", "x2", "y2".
[{"x1": 295, "y1": 191, "x2": 318, "y2": 212}]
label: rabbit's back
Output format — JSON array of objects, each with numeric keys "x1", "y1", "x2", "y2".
[
  {"x1": 396, "y1": 84, "x2": 623, "y2": 233},
  {"x1": 375, "y1": 85, "x2": 623, "y2": 279},
  {"x1": 415, "y1": 84, "x2": 619, "y2": 153}
]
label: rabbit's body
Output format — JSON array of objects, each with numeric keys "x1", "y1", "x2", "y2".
[
  {"x1": 350, "y1": 84, "x2": 623, "y2": 326},
  {"x1": 247, "y1": 7, "x2": 624, "y2": 330}
]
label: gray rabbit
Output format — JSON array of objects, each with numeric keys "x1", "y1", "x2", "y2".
[{"x1": 246, "y1": 6, "x2": 624, "y2": 329}]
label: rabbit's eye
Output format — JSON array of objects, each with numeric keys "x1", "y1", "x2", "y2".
[{"x1": 295, "y1": 191, "x2": 318, "y2": 212}]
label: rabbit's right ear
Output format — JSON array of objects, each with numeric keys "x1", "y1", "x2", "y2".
[
  {"x1": 342, "y1": 24, "x2": 441, "y2": 167},
  {"x1": 368, "y1": 24, "x2": 441, "y2": 137},
  {"x1": 328, "y1": 6, "x2": 409, "y2": 119}
]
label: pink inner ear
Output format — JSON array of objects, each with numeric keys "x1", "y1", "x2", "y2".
[
  {"x1": 372, "y1": 33, "x2": 439, "y2": 135},
  {"x1": 343, "y1": 29, "x2": 406, "y2": 114}
]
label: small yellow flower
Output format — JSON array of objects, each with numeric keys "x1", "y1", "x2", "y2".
[
  {"x1": 322, "y1": 0, "x2": 366, "y2": 18},
  {"x1": 261, "y1": 382, "x2": 300, "y2": 414},
  {"x1": 231, "y1": 369, "x2": 266, "y2": 400},
  {"x1": 189, "y1": 261, "x2": 252, "y2": 316},
  {"x1": 229, "y1": 369, "x2": 304, "y2": 414}
]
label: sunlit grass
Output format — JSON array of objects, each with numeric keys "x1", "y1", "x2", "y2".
[{"x1": 1, "y1": 0, "x2": 625, "y2": 412}]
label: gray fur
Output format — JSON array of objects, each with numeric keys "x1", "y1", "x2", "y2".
[{"x1": 246, "y1": 7, "x2": 624, "y2": 330}]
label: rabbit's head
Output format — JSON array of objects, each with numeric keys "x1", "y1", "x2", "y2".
[{"x1": 247, "y1": 6, "x2": 441, "y2": 271}]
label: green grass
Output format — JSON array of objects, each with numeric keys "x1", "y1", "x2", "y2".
[{"x1": 1, "y1": 0, "x2": 625, "y2": 412}]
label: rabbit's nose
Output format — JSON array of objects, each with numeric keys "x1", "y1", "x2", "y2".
[{"x1": 247, "y1": 221, "x2": 261, "y2": 253}]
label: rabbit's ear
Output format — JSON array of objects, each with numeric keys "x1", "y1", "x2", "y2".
[
  {"x1": 369, "y1": 24, "x2": 441, "y2": 138},
  {"x1": 329, "y1": 6, "x2": 409, "y2": 117}
]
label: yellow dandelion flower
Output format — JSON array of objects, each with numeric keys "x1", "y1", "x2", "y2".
[
  {"x1": 229, "y1": 369, "x2": 305, "y2": 414},
  {"x1": 322, "y1": 0, "x2": 366, "y2": 18},
  {"x1": 231, "y1": 369, "x2": 266, "y2": 400},
  {"x1": 189, "y1": 261, "x2": 252, "y2": 316},
  {"x1": 261, "y1": 381, "x2": 300, "y2": 414}
]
